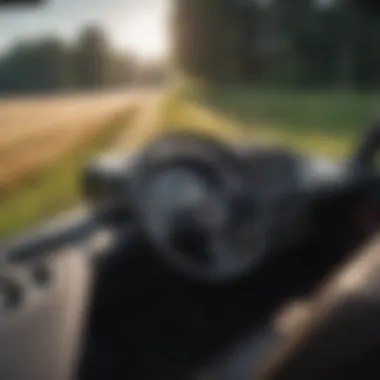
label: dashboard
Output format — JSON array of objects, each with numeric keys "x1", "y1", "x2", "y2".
[
  {"x1": 236, "y1": 146, "x2": 313, "y2": 251},
  {"x1": 78, "y1": 135, "x2": 365, "y2": 380},
  {"x1": 238, "y1": 146, "x2": 302, "y2": 193},
  {"x1": 82, "y1": 133, "x2": 351, "y2": 283},
  {"x1": 1, "y1": 130, "x2": 378, "y2": 380},
  {"x1": 84, "y1": 143, "x2": 308, "y2": 211}
]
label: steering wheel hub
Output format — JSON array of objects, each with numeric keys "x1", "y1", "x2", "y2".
[{"x1": 130, "y1": 132, "x2": 267, "y2": 282}]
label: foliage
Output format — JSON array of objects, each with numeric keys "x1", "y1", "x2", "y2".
[
  {"x1": 173, "y1": 0, "x2": 380, "y2": 89},
  {"x1": 0, "y1": 26, "x2": 137, "y2": 94},
  {"x1": 0, "y1": 38, "x2": 73, "y2": 93},
  {"x1": 159, "y1": 88, "x2": 358, "y2": 158},
  {"x1": 188, "y1": 86, "x2": 380, "y2": 137}
]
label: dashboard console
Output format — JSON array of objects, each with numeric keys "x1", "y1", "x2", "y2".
[
  {"x1": 83, "y1": 135, "x2": 351, "y2": 267},
  {"x1": 4, "y1": 131, "x2": 380, "y2": 380},
  {"x1": 77, "y1": 133, "x2": 370, "y2": 379}
]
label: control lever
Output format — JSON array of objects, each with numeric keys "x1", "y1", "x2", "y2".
[{"x1": 2, "y1": 209, "x2": 101, "y2": 263}]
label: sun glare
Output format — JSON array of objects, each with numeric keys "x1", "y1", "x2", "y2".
[{"x1": 118, "y1": 6, "x2": 170, "y2": 61}]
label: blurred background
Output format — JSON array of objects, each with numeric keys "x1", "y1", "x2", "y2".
[{"x1": 0, "y1": 0, "x2": 379, "y2": 237}]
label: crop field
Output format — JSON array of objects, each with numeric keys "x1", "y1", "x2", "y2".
[{"x1": 0, "y1": 91, "x2": 139, "y2": 237}]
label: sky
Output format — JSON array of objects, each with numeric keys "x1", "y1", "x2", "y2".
[
  {"x1": 0, "y1": 0, "x2": 171, "y2": 60},
  {"x1": 0, "y1": 0, "x2": 338, "y2": 59}
]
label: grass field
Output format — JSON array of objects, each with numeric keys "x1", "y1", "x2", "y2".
[
  {"x1": 157, "y1": 86, "x2": 380, "y2": 158},
  {"x1": 196, "y1": 87, "x2": 380, "y2": 135},
  {"x1": 0, "y1": 92, "x2": 137, "y2": 237},
  {"x1": 99, "y1": 86, "x2": 380, "y2": 160}
]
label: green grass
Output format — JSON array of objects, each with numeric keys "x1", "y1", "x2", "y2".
[
  {"x1": 197, "y1": 87, "x2": 380, "y2": 136},
  {"x1": 161, "y1": 86, "x2": 380, "y2": 158},
  {"x1": 0, "y1": 107, "x2": 135, "y2": 238}
]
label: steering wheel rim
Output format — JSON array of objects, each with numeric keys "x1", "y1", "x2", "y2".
[{"x1": 130, "y1": 132, "x2": 268, "y2": 282}]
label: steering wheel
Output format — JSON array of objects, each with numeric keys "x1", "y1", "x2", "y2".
[{"x1": 130, "y1": 132, "x2": 267, "y2": 282}]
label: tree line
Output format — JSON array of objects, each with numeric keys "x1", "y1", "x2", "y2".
[
  {"x1": 0, "y1": 25, "x2": 137, "y2": 94},
  {"x1": 2, "y1": 0, "x2": 378, "y2": 94},
  {"x1": 172, "y1": 0, "x2": 380, "y2": 89}
]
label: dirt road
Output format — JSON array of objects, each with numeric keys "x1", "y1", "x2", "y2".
[{"x1": 0, "y1": 90, "x2": 144, "y2": 192}]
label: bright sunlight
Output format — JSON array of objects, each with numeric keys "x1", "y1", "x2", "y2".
[{"x1": 116, "y1": 3, "x2": 170, "y2": 60}]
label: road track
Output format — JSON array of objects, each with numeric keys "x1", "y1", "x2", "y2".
[{"x1": 0, "y1": 91, "x2": 141, "y2": 192}]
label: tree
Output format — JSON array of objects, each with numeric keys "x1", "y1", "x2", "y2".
[
  {"x1": 0, "y1": 37, "x2": 73, "y2": 94},
  {"x1": 0, "y1": 24, "x2": 138, "y2": 94},
  {"x1": 172, "y1": 0, "x2": 380, "y2": 89},
  {"x1": 172, "y1": 0, "x2": 259, "y2": 83},
  {"x1": 107, "y1": 53, "x2": 137, "y2": 87},
  {"x1": 73, "y1": 25, "x2": 112, "y2": 89}
]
